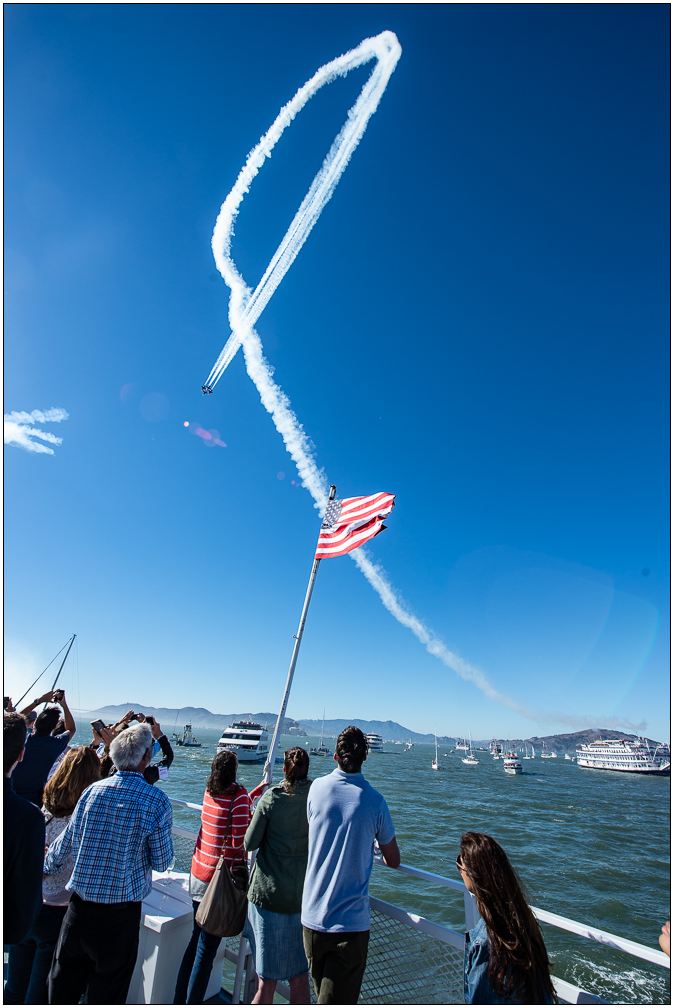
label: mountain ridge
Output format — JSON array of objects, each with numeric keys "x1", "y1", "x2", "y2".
[{"x1": 72, "y1": 704, "x2": 665, "y2": 752}]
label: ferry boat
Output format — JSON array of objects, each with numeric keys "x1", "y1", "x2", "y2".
[
  {"x1": 503, "y1": 753, "x2": 523, "y2": 775},
  {"x1": 366, "y1": 732, "x2": 384, "y2": 752},
  {"x1": 216, "y1": 720, "x2": 269, "y2": 763},
  {"x1": 173, "y1": 724, "x2": 202, "y2": 748},
  {"x1": 576, "y1": 737, "x2": 671, "y2": 775}
]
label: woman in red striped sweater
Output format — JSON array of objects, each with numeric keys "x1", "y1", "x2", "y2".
[{"x1": 174, "y1": 750, "x2": 266, "y2": 1004}]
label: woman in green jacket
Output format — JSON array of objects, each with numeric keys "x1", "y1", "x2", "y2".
[{"x1": 244, "y1": 747, "x2": 311, "y2": 1004}]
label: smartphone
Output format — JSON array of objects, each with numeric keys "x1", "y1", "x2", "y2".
[
  {"x1": 90, "y1": 719, "x2": 106, "y2": 733},
  {"x1": 53, "y1": 689, "x2": 65, "y2": 701},
  {"x1": 145, "y1": 716, "x2": 155, "y2": 725}
]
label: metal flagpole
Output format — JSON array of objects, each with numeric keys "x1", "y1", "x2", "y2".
[{"x1": 262, "y1": 485, "x2": 336, "y2": 785}]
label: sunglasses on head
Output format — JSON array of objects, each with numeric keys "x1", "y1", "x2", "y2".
[{"x1": 455, "y1": 856, "x2": 466, "y2": 872}]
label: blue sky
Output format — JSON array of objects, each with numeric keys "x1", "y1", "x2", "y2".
[{"x1": 5, "y1": 4, "x2": 669, "y2": 740}]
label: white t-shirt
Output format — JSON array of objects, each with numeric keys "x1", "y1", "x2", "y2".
[{"x1": 42, "y1": 813, "x2": 72, "y2": 905}]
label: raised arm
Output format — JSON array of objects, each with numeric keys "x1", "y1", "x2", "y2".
[
  {"x1": 58, "y1": 692, "x2": 76, "y2": 738},
  {"x1": 19, "y1": 691, "x2": 54, "y2": 716},
  {"x1": 152, "y1": 722, "x2": 174, "y2": 767}
]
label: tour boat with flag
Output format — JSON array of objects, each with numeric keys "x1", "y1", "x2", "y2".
[
  {"x1": 503, "y1": 753, "x2": 523, "y2": 775},
  {"x1": 216, "y1": 720, "x2": 269, "y2": 763},
  {"x1": 576, "y1": 737, "x2": 670, "y2": 775},
  {"x1": 173, "y1": 724, "x2": 202, "y2": 748}
]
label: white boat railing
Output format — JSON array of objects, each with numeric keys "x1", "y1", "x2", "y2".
[{"x1": 167, "y1": 796, "x2": 669, "y2": 1004}]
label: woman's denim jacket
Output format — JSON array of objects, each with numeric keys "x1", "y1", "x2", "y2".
[
  {"x1": 464, "y1": 918, "x2": 511, "y2": 1004},
  {"x1": 464, "y1": 918, "x2": 554, "y2": 1004}
]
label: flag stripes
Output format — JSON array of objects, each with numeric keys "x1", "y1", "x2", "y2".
[{"x1": 315, "y1": 492, "x2": 395, "y2": 559}]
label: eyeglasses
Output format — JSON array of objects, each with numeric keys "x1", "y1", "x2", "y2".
[{"x1": 455, "y1": 856, "x2": 466, "y2": 872}]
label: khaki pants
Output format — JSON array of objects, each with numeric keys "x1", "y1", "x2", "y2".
[{"x1": 302, "y1": 927, "x2": 369, "y2": 1004}]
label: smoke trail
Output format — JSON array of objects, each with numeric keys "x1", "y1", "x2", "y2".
[
  {"x1": 202, "y1": 32, "x2": 627, "y2": 730},
  {"x1": 4, "y1": 408, "x2": 69, "y2": 455},
  {"x1": 205, "y1": 31, "x2": 402, "y2": 390}
]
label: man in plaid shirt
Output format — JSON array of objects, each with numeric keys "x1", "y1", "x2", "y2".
[{"x1": 44, "y1": 722, "x2": 173, "y2": 1004}]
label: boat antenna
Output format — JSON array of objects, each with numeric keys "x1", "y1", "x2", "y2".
[
  {"x1": 14, "y1": 634, "x2": 76, "y2": 708},
  {"x1": 263, "y1": 485, "x2": 337, "y2": 785}
]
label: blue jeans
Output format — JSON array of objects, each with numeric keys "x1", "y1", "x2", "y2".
[
  {"x1": 4, "y1": 903, "x2": 67, "y2": 1004},
  {"x1": 173, "y1": 902, "x2": 223, "y2": 1004}
]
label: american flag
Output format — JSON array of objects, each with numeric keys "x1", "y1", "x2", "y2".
[{"x1": 315, "y1": 492, "x2": 395, "y2": 559}]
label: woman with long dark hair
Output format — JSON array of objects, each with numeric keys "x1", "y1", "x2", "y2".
[
  {"x1": 173, "y1": 751, "x2": 266, "y2": 1004},
  {"x1": 457, "y1": 832, "x2": 556, "y2": 1004},
  {"x1": 4, "y1": 746, "x2": 101, "y2": 1004},
  {"x1": 245, "y1": 747, "x2": 312, "y2": 1004}
]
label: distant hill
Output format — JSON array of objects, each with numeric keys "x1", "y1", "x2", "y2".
[
  {"x1": 74, "y1": 704, "x2": 300, "y2": 733},
  {"x1": 73, "y1": 705, "x2": 449, "y2": 744},
  {"x1": 72, "y1": 705, "x2": 665, "y2": 752}
]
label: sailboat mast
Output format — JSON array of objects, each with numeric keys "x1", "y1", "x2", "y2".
[{"x1": 48, "y1": 634, "x2": 77, "y2": 700}]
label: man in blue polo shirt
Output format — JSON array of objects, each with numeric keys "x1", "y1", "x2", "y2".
[{"x1": 301, "y1": 725, "x2": 400, "y2": 1004}]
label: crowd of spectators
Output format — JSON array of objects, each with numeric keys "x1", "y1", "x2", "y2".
[
  {"x1": 3, "y1": 701, "x2": 667, "y2": 1005},
  {"x1": 4, "y1": 694, "x2": 174, "y2": 1004}
]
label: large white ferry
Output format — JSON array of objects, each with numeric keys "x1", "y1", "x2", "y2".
[
  {"x1": 576, "y1": 737, "x2": 670, "y2": 775},
  {"x1": 216, "y1": 720, "x2": 269, "y2": 763},
  {"x1": 366, "y1": 732, "x2": 384, "y2": 752}
]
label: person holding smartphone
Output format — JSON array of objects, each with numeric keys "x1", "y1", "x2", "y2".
[
  {"x1": 102, "y1": 716, "x2": 174, "y2": 786},
  {"x1": 13, "y1": 692, "x2": 76, "y2": 807}
]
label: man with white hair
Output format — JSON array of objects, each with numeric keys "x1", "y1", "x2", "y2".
[{"x1": 44, "y1": 722, "x2": 173, "y2": 1004}]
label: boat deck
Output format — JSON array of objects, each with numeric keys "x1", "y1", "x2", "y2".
[{"x1": 169, "y1": 796, "x2": 670, "y2": 1006}]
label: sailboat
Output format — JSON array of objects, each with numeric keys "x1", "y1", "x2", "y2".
[
  {"x1": 523, "y1": 742, "x2": 532, "y2": 760},
  {"x1": 461, "y1": 732, "x2": 479, "y2": 765},
  {"x1": 310, "y1": 710, "x2": 331, "y2": 757},
  {"x1": 431, "y1": 735, "x2": 439, "y2": 771}
]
